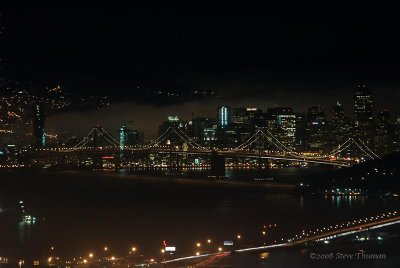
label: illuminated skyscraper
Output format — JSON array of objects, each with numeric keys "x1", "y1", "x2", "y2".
[
  {"x1": 119, "y1": 126, "x2": 128, "y2": 150},
  {"x1": 305, "y1": 105, "x2": 327, "y2": 153},
  {"x1": 354, "y1": 85, "x2": 374, "y2": 145},
  {"x1": 231, "y1": 107, "x2": 263, "y2": 144},
  {"x1": 119, "y1": 125, "x2": 142, "y2": 149},
  {"x1": 331, "y1": 101, "x2": 351, "y2": 150},
  {"x1": 32, "y1": 103, "x2": 45, "y2": 148},
  {"x1": 203, "y1": 127, "x2": 218, "y2": 146},
  {"x1": 218, "y1": 106, "x2": 231, "y2": 128},
  {"x1": 374, "y1": 109, "x2": 394, "y2": 156},
  {"x1": 266, "y1": 107, "x2": 296, "y2": 150},
  {"x1": 232, "y1": 107, "x2": 262, "y2": 125},
  {"x1": 295, "y1": 112, "x2": 306, "y2": 151},
  {"x1": 188, "y1": 117, "x2": 215, "y2": 144}
]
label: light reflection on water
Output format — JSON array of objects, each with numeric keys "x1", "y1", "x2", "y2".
[
  {"x1": 0, "y1": 169, "x2": 398, "y2": 258},
  {"x1": 18, "y1": 221, "x2": 34, "y2": 244}
]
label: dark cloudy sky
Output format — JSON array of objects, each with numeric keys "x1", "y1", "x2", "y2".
[{"x1": 2, "y1": 2, "x2": 400, "y2": 138}]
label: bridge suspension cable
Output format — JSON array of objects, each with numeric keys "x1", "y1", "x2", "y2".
[
  {"x1": 65, "y1": 127, "x2": 121, "y2": 152},
  {"x1": 231, "y1": 128, "x2": 297, "y2": 156},
  {"x1": 98, "y1": 128, "x2": 120, "y2": 146},
  {"x1": 351, "y1": 138, "x2": 379, "y2": 160},
  {"x1": 140, "y1": 127, "x2": 173, "y2": 149},
  {"x1": 69, "y1": 128, "x2": 96, "y2": 150},
  {"x1": 232, "y1": 131, "x2": 260, "y2": 150},
  {"x1": 61, "y1": 125, "x2": 380, "y2": 163},
  {"x1": 259, "y1": 129, "x2": 298, "y2": 156},
  {"x1": 327, "y1": 137, "x2": 380, "y2": 160},
  {"x1": 128, "y1": 127, "x2": 209, "y2": 151},
  {"x1": 354, "y1": 137, "x2": 380, "y2": 159},
  {"x1": 172, "y1": 128, "x2": 209, "y2": 151},
  {"x1": 328, "y1": 138, "x2": 352, "y2": 156},
  {"x1": 260, "y1": 129, "x2": 295, "y2": 154}
]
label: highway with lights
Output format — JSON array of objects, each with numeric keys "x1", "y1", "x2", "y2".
[{"x1": 160, "y1": 210, "x2": 400, "y2": 266}]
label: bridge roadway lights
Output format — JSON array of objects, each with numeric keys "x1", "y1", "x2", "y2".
[
  {"x1": 25, "y1": 126, "x2": 379, "y2": 168},
  {"x1": 26, "y1": 147, "x2": 355, "y2": 168}
]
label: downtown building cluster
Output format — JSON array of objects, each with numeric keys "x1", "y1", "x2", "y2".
[{"x1": 157, "y1": 85, "x2": 400, "y2": 157}]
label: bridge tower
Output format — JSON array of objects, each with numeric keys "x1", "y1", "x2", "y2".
[
  {"x1": 257, "y1": 128, "x2": 270, "y2": 171},
  {"x1": 166, "y1": 133, "x2": 182, "y2": 175},
  {"x1": 167, "y1": 139, "x2": 173, "y2": 173},
  {"x1": 257, "y1": 128, "x2": 263, "y2": 170},
  {"x1": 210, "y1": 151, "x2": 225, "y2": 177},
  {"x1": 92, "y1": 126, "x2": 103, "y2": 168}
]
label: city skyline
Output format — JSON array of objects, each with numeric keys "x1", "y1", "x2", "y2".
[
  {"x1": 46, "y1": 84, "x2": 398, "y2": 140},
  {"x1": 1, "y1": 3, "x2": 400, "y2": 268},
  {"x1": 20, "y1": 85, "x2": 400, "y2": 161}
]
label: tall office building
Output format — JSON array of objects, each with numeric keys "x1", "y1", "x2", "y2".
[
  {"x1": 331, "y1": 102, "x2": 351, "y2": 150},
  {"x1": 232, "y1": 107, "x2": 262, "y2": 125},
  {"x1": 188, "y1": 117, "x2": 215, "y2": 144},
  {"x1": 32, "y1": 103, "x2": 45, "y2": 148},
  {"x1": 295, "y1": 112, "x2": 306, "y2": 151},
  {"x1": 354, "y1": 85, "x2": 374, "y2": 145},
  {"x1": 119, "y1": 126, "x2": 128, "y2": 150},
  {"x1": 231, "y1": 107, "x2": 262, "y2": 144},
  {"x1": 374, "y1": 109, "x2": 394, "y2": 156},
  {"x1": 217, "y1": 106, "x2": 233, "y2": 146},
  {"x1": 119, "y1": 125, "x2": 142, "y2": 149},
  {"x1": 266, "y1": 107, "x2": 296, "y2": 150},
  {"x1": 217, "y1": 106, "x2": 231, "y2": 128},
  {"x1": 203, "y1": 126, "x2": 218, "y2": 146},
  {"x1": 305, "y1": 105, "x2": 327, "y2": 153}
]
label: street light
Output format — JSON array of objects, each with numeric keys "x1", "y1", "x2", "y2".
[
  {"x1": 196, "y1": 242, "x2": 201, "y2": 247},
  {"x1": 237, "y1": 234, "x2": 241, "y2": 239},
  {"x1": 104, "y1": 246, "x2": 108, "y2": 251},
  {"x1": 207, "y1": 239, "x2": 212, "y2": 244},
  {"x1": 218, "y1": 247, "x2": 223, "y2": 252},
  {"x1": 89, "y1": 253, "x2": 94, "y2": 258},
  {"x1": 131, "y1": 247, "x2": 137, "y2": 252},
  {"x1": 196, "y1": 252, "x2": 200, "y2": 256}
]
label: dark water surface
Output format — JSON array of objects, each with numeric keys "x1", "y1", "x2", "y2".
[{"x1": 0, "y1": 168, "x2": 399, "y2": 259}]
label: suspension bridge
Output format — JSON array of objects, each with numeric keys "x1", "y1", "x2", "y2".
[{"x1": 25, "y1": 126, "x2": 380, "y2": 168}]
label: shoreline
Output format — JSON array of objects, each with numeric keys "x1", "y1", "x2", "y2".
[
  {"x1": 0, "y1": 168, "x2": 298, "y2": 194},
  {"x1": 61, "y1": 169, "x2": 298, "y2": 191}
]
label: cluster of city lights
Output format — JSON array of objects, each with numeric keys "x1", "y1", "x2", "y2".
[{"x1": 325, "y1": 188, "x2": 364, "y2": 196}]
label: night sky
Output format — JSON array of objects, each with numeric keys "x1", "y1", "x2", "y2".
[{"x1": 2, "y1": 2, "x2": 400, "y2": 137}]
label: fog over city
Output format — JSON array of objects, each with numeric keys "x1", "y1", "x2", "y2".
[{"x1": 47, "y1": 71, "x2": 400, "y2": 139}]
